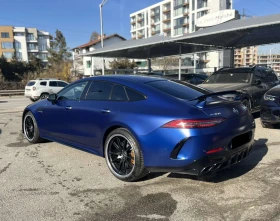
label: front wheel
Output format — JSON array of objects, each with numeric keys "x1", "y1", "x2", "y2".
[
  {"x1": 104, "y1": 128, "x2": 148, "y2": 182},
  {"x1": 40, "y1": 93, "x2": 49, "y2": 100},
  {"x1": 242, "y1": 99, "x2": 251, "y2": 112},
  {"x1": 23, "y1": 111, "x2": 44, "y2": 143}
]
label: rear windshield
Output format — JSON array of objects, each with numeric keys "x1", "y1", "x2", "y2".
[
  {"x1": 146, "y1": 80, "x2": 209, "y2": 101},
  {"x1": 27, "y1": 81, "x2": 36, "y2": 86}
]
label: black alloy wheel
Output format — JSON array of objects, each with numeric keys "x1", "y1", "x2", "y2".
[
  {"x1": 40, "y1": 93, "x2": 49, "y2": 100},
  {"x1": 23, "y1": 111, "x2": 44, "y2": 144},
  {"x1": 104, "y1": 128, "x2": 148, "y2": 182}
]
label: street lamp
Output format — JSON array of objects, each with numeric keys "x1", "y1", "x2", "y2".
[{"x1": 100, "y1": 0, "x2": 108, "y2": 75}]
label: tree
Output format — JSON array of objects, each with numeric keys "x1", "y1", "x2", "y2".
[
  {"x1": 109, "y1": 59, "x2": 137, "y2": 70},
  {"x1": 48, "y1": 29, "x2": 72, "y2": 65},
  {"x1": 57, "y1": 62, "x2": 73, "y2": 82},
  {"x1": 152, "y1": 56, "x2": 179, "y2": 72},
  {"x1": 29, "y1": 55, "x2": 44, "y2": 75},
  {"x1": 90, "y1": 31, "x2": 100, "y2": 41}
]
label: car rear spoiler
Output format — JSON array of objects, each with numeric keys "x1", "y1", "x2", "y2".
[{"x1": 190, "y1": 90, "x2": 244, "y2": 108}]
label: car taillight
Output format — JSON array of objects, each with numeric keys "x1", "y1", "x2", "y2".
[
  {"x1": 162, "y1": 118, "x2": 225, "y2": 129},
  {"x1": 32, "y1": 86, "x2": 36, "y2": 91}
]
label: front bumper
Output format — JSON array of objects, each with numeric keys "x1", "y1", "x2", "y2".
[{"x1": 260, "y1": 103, "x2": 280, "y2": 124}]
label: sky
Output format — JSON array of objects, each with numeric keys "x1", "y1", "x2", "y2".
[{"x1": 1, "y1": 0, "x2": 280, "y2": 52}]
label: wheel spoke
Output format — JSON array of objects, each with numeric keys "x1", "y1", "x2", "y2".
[
  {"x1": 109, "y1": 151, "x2": 120, "y2": 156},
  {"x1": 112, "y1": 141, "x2": 121, "y2": 150}
]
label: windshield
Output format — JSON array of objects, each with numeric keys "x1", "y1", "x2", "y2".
[{"x1": 204, "y1": 71, "x2": 252, "y2": 84}]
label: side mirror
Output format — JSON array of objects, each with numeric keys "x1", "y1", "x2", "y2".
[
  {"x1": 47, "y1": 93, "x2": 58, "y2": 102},
  {"x1": 253, "y1": 79, "x2": 262, "y2": 85}
]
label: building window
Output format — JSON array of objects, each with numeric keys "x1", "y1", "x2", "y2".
[
  {"x1": 154, "y1": 15, "x2": 160, "y2": 23},
  {"x1": 197, "y1": 10, "x2": 208, "y2": 18},
  {"x1": 39, "y1": 44, "x2": 47, "y2": 51},
  {"x1": 38, "y1": 35, "x2": 47, "y2": 39},
  {"x1": 14, "y1": 32, "x2": 24, "y2": 36},
  {"x1": 28, "y1": 43, "x2": 38, "y2": 50},
  {"x1": 154, "y1": 6, "x2": 160, "y2": 14},
  {"x1": 1, "y1": 42, "x2": 13, "y2": 49},
  {"x1": 16, "y1": 52, "x2": 22, "y2": 60},
  {"x1": 15, "y1": 41, "x2": 21, "y2": 49},
  {"x1": 174, "y1": 7, "x2": 183, "y2": 16},
  {"x1": 192, "y1": 0, "x2": 195, "y2": 10},
  {"x1": 174, "y1": 27, "x2": 184, "y2": 35},
  {"x1": 27, "y1": 33, "x2": 35, "y2": 41},
  {"x1": 197, "y1": 0, "x2": 207, "y2": 9},
  {"x1": 40, "y1": 53, "x2": 48, "y2": 60},
  {"x1": 86, "y1": 60, "x2": 91, "y2": 68},
  {"x1": 3, "y1": 52, "x2": 14, "y2": 59},
  {"x1": 174, "y1": 0, "x2": 184, "y2": 7},
  {"x1": 174, "y1": 17, "x2": 184, "y2": 27},
  {"x1": 192, "y1": 13, "x2": 196, "y2": 32},
  {"x1": 1, "y1": 32, "x2": 10, "y2": 38}
]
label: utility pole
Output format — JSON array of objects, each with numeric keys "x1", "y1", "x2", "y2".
[{"x1": 100, "y1": 0, "x2": 108, "y2": 75}]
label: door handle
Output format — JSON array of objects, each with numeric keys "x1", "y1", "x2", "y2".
[
  {"x1": 65, "y1": 106, "x2": 72, "y2": 110},
  {"x1": 101, "y1": 109, "x2": 111, "y2": 114}
]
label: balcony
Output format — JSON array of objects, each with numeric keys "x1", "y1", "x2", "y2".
[
  {"x1": 163, "y1": 18, "x2": 171, "y2": 23},
  {"x1": 163, "y1": 28, "x2": 171, "y2": 32},
  {"x1": 137, "y1": 18, "x2": 144, "y2": 23},
  {"x1": 163, "y1": 8, "x2": 171, "y2": 14},
  {"x1": 132, "y1": 37, "x2": 136, "y2": 40},
  {"x1": 184, "y1": 12, "x2": 189, "y2": 17},
  {"x1": 202, "y1": 60, "x2": 210, "y2": 63},
  {"x1": 131, "y1": 21, "x2": 136, "y2": 25},
  {"x1": 137, "y1": 34, "x2": 144, "y2": 38},
  {"x1": 151, "y1": 23, "x2": 156, "y2": 27},
  {"x1": 183, "y1": 1, "x2": 190, "y2": 7},
  {"x1": 182, "y1": 22, "x2": 189, "y2": 27}
]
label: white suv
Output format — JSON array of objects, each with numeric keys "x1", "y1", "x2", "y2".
[{"x1": 24, "y1": 78, "x2": 69, "y2": 102}]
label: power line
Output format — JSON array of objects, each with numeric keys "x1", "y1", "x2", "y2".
[{"x1": 265, "y1": 0, "x2": 280, "y2": 9}]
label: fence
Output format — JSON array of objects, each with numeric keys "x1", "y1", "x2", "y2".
[{"x1": 0, "y1": 90, "x2": 25, "y2": 97}]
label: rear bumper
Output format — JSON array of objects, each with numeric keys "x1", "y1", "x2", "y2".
[
  {"x1": 140, "y1": 113, "x2": 255, "y2": 174},
  {"x1": 147, "y1": 142, "x2": 253, "y2": 175}
]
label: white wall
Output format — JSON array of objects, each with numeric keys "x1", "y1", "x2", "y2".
[
  {"x1": 80, "y1": 36, "x2": 126, "y2": 76},
  {"x1": 13, "y1": 27, "x2": 28, "y2": 62}
]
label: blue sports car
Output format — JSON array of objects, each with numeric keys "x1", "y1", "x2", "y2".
[{"x1": 22, "y1": 75, "x2": 255, "y2": 182}]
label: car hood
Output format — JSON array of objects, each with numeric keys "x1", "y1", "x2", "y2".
[
  {"x1": 199, "y1": 83, "x2": 248, "y2": 92},
  {"x1": 266, "y1": 85, "x2": 280, "y2": 96}
]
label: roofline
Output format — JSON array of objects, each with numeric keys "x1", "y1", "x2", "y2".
[{"x1": 72, "y1": 34, "x2": 126, "y2": 50}]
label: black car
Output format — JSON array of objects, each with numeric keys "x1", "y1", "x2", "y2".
[
  {"x1": 199, "y1": 66, "x2": 279, "y2": 112},
  {"x1": 162, "y1": 73, "x2": 208, "y2": 85},
  {"x1": 260, "y1": 85, "x2": 280, "y2": 128}
]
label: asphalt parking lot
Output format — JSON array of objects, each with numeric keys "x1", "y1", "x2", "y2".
[{"x1": 0, "y1": 97, "x2": 280, "y2": 221}]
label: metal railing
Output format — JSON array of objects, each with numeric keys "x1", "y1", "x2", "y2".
[{"x1": 0, "y1": 90, "x2": 25, "y2": 97}]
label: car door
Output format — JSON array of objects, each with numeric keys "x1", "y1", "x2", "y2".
[{"x1": 39, "y1": 81, "x2": 89, "y2": 142}]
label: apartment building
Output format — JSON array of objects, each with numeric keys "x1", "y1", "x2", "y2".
[
  {"x1": 258, "y1": 54, "x2": 280, "y2": 75},
  {"x1": 130, "y1": 0, "x2": 233, "y2": 73},
  {"x1": 234, "y1": 46, "x2": 258, "y2": 67},
  {"x1": 72, "y1": 34, "x2": 126, "y2": 76},
  {"x1": 0, "y1": 26, "x2": 50, "y2": 64}
]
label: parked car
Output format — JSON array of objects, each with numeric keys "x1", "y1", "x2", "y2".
[
  {"x1": 260, "y1": 85, "x2": 280, "y2": 128},
  {"x1": 162, "y1": 73, "x2": 208, "y2": 85},
  {"x1": 22, "y1": 75, "x2": 255, "y2": 182},
  {"x1": 24, "y1": 78, "x2": 69, "y2": 102},
  {"x1": 199, "y1": 66, "x2": 279, "y2": 112}
]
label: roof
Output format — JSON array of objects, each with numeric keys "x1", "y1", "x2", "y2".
[
  {"x1": 83, "y1": 13, "x2": 280, "y2": 59},
  {"x1": 72, "y1": 34, "x2": 126, "y2": 50}
]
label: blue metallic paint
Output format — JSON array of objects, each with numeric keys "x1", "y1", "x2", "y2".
[{"x1": 23, "y1": 75, "x2": 255, "y2": 174}]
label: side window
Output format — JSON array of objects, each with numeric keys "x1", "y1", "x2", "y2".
[
  {"x1": 125, "y1": 87, "x2": 146, "y2": 101},
  {"x1": 110, "y1": 85, "x2": 128, "y2": 101},
  {"x1": 58, "y1": 81, "x2": 88, "y2": 100},
  {"x1": 254, "y1": 70, "x2": 263, "y2": 79},
  {"x1": 40, "y1": 81, "x2": 47, "y2": 86},
  {"x1": 194, "y1": 76, "x2": 205, "y2": 84},
  {"x1": 49, "y1": 81, "x2": 58, "y2": 87},
  {"x1": 85, "y1": 81, "x2": 114, "y2": 100},
  {"x1": 58, "y1": 81, "x2": 68, "y2": 87}
]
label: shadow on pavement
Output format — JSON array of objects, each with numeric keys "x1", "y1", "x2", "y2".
[
  {"x1": 166, "y1": 138, "x2": 268, "y2": 183},
  {"x1": 0, "y1": 129, "x2": 2, "y2": 134},
  {"x1": 0, "y1": 101, "x2": 8, "y2": 103},
  {"x1": 252, "y1": 112, "x2": 260, "y2": 119}
]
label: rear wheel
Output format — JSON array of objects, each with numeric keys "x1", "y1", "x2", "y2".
[
  {"x1": 23, "y1": 111, "x2": 44, "y2": 143},
  {"x1": 261, "y1": 121, "x2": 278, "y2": 129},
  {"x1": 104, "y1": 128, "x2": 148, "y2": 182},
  {"x1": 40, "y1": 93, "x2": 49, "y2": 100},
  {"x1": 29, "y1": 98, "x2": 37, "y2": 102}
]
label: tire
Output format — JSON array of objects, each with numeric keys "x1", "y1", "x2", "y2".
[
  {"x1": 104, "y1": 128, "x2": 148, "y2": 182},
  {"x1": 30, "y1": 98, "x2": 38, "y2": 102},
  {"x1": 40, "y1": 93, "x2": 49, "y2": 100},
  {"x1": 241, "y1": 99, "x2": 251, "y2": 112},
  {"x1": 23, "y1": 111, "x2": 44, "y2": 144},
  {"x1": 261, "y1": 120, "x2": 277, "y2": 129}
]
